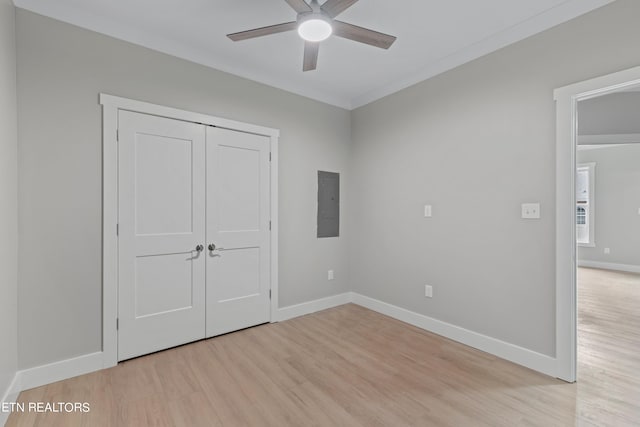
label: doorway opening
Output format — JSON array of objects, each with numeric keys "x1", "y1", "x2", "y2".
[
  {"x1": 554, "y1": 66, "x2": 640, "y2": 382},
  {"x1": 574, "y1": 91, "x2": 640, "y2": 408}
]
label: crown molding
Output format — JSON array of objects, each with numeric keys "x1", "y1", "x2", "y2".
[
  {"x1": 350, "y1": 0, "x2": 614, "y2": 109},
  {"x1": 15, "y1": 0, "x2": 613, "y2": 111}
]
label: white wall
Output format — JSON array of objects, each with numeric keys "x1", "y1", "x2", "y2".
[
  {"x1": 0, "y1": 0, "x2": 18, "y2": 408},
  {"x1": 577, "y1": 145, "x2": 640, "y2": 267},
  {"x1": 16, "y1": 10, "x2": 351, "y2": 369},
  {"x1": 350, "y1": 0, "x2": 640, "y2": 357}
]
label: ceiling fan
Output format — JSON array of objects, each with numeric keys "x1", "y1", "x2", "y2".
[{"x1": 227, "y1": 0, "x2": 397, "y2": 72}]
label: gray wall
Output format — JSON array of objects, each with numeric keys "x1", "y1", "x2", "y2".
[
  {"x1": 350, "y1": 0, "x2": 640, "y2": 357},
  {"x1": 578, "y1": 145, "x2": 640, "y2": 266},
  {"x1": 0, "y1": 0, "x2": 18, "y2": 400},
  {"x1": 579, "y1": 92, "x2": 640, "y2": 136},
  {"x1": 16, "y1": 10, "x2": 351, "y2": 369},
  {"x1": 13, "y1": 0, "x2": 640, "y2": 371}
]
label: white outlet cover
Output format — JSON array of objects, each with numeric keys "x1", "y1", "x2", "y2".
[
  {"x1": 604, "y1": 248, "x2": 610, "y2": 254},
  {"x1": 521, "y1": 203, "x2": 541, "y2": 219},
  {"x1": 328, "y1": 270, "x2": 334, "y2": 280},
  {"x1": 424, "y1": 205, "x2": 432, "y2": 217}
]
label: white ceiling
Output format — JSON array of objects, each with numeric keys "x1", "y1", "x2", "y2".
[{"x1": 14, "y1": 0, "x2": 614, "y2": 109}]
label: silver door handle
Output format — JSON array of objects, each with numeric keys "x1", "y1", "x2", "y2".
[
  {"x1": 208, "y1": 244, "x2": 225, "y2": 251},
  {"x1": 195, "y1": 244, "x2": 204, "y2": 252}
]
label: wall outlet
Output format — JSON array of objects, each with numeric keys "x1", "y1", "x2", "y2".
[
  {"x1": 604, "y1": 248, "x2": 610, "y2": 255},
  {"x1": 424, "y1": 285, "x2": 433, "y2": 298},
  {"x1": 424, "y1": 205, "x2": 432, "y2": 217},
  {"x1": 328, "y1": 270, "x2": 334, "y2": 280},
  {"x1": 521, "y1": 203, "x2": 541, "y2": 219}
]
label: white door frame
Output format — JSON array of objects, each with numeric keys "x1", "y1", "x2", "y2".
[
  {"x1": 99, "y1": 94, "x2": 280, "y2": 368},
  {"x1": 554, "y1": 65, "x2": 640, "y2": 382}
]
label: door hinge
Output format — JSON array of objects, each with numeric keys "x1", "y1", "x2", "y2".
[
  {"x1": 116, "y1": 223, "x2": 119, "y2": 236},
  {"x1": 269, "y1": 152, "x2": 271, "y2": 162},
  {"x1": 116, "y1": 129, "x2": 119, "y2": 142},
  {"x1": 269, "y1": 220, "x2": 271, "y2": 231},
  {"x1": 269, "y1": 290, "x2": 272, "y2": 299},
  {"x1": 116, "y1": 318, "x2": 119, "y2": 330}
]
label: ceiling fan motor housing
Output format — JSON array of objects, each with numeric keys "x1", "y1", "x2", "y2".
[{"x1": 297, "y1": 8, "x2": 333, "y2": 27}]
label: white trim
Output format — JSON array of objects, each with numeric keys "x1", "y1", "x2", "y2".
[
  {"x1": 0, "y1": 288, "x2": 565, "y2": 410},
  {"x1": 13, "y1": 0, "x2": 350, "y2": 109},
  {"x1": 16, "y1": 352, "x2": 104, "y2": 393},
  {"x1": 99, "y1": 94, "x2": 280, "y2": 367},
  {"x1": 1, "y1": 373, "x2": 20, "y2": 426},
  {"x1": 577, "y1": 144, "x2": 626, "y2": 151},
  {"x1": 276, "y1": 293, "x2": 352, "y2": 322},
  {"x1": 350, "y1": 293, "x2": 558, "y2": 378},
  {"x1": 351, "y1": 0, "x2": 613, "y2": 108},
  {"x1": 578, "y1": 133, "x2": 640, "y2": 145},
  {"x1": 577, "y1": 242, "x2": 596, "y2": 248},
  {"x1": 270, "y1": 137, "x2": 280, "y2": 321},
  {"x1": 100, "y1": 95, "x2": 280, "y2": 138},
  {"x1": 15, "y1": 0, "x2": 612, "y2": 110},
  {"x1": 578, "y1": 260, "x2": 640, "y2": 274},
  {"x1": 101, "y1": 100, "x2": 118, "y2": 369},
  {"x1": 554, "y1": 65, "x2": 640, "y2": 383},
  {"x1": 0, "y1": 352, "x2": 103, "y2": 425},
  {"x1": 278, "y1": 291, "x2": 560, "y2": 377}
]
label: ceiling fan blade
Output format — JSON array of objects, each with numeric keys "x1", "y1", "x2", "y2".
[
  {"x1": 284, "y1": 0, "x2": 312, "y2": 13},
  {"x1": 227, "y1": 21, "x2": 297, "y2": 42},
  {"x1": 332, "y1": 20, "x2": 396, "y2": 49},
  {"x1": 321, "y1": 0, "x2": 359, "y2": 18},
  {"x1": 303, "y1": 42, "x2": 319, "y2": 71}
]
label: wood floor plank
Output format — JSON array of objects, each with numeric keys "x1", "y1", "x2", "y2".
[{"x1": 6, "y1": 267, "x2": 640, "y2": 426}]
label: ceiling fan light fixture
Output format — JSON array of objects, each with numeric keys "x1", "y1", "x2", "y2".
[
  {"x1": 298, "y1": 16, "x2": 333, "y2": 42},
  {"x1": 227, "y1": 0, "x2": 397, "y2": 71}
]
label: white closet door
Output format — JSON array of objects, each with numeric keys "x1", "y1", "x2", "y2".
[
  {"x1": 118, "y1": 111, "x2": 206, "y2": 360},
  {"x1": 206, "y1": 127, "x2": 271, "y2": 337}
]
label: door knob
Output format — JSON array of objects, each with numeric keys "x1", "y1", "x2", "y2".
[
  {"x1": 208, "y1": 243, "x2": 216, "y2": 251},
  {"x1": 195, "y1": 244, "x2": 204, "y2": 252}
]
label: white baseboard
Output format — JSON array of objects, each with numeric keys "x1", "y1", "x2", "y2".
[
  {"x1": 1, "y1": 354, "x2": 103, "y2": 426},
  {"x1": 16, "y1": 352, "x2": 103, "y2": 393},
  {"x1": 1, "y1": 373, "x2": 20, "y2": 427},
  {"x1": 1, "y1": 290, "x2": 562, "y2": 420},
  {"x1": 578, "y1": 260, "x2": 640, "y2": 274},
  {"x1": 350, "y1": 293, "x2": 558, "y2": 378},
  {"x1": 276, "y1": 292, "x2": 352, "y2": 322},
  {"x1": 3, "y1": 292, "x2": 351, "y2": 405}
]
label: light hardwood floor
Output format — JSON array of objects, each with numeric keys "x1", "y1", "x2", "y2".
[{"x1": 7, "y1": 267, "x2": 640, "y2": 426}]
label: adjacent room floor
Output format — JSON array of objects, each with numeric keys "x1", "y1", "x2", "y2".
[{"x1": 7, "y1": 268, "x2": 640, "y2": 426}]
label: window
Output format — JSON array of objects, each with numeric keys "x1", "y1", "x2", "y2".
[
  {"x1": 576, "y1": 163, "x2": 595, "y2": 246},
  {"x1": 576, "y1": 206, "x2": 586, "y2": 225}
]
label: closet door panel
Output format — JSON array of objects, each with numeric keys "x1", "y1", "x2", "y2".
[
  {"x1": 206, "y1": 127, "x2": 271, "y2": 337},
  {"x1": 118, "y1": 111, "x2": 206, "y2": 361}
]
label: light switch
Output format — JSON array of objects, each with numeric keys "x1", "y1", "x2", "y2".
[
  {"x1": 521, "y1": 203, "x2": 541, "y2": 219},
  {"x1": 424, "y1": 205, "x2": 432, "y2": 217},
  {"x1": 424, "y1": 285, "x2": 433, "y2": 298}
]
